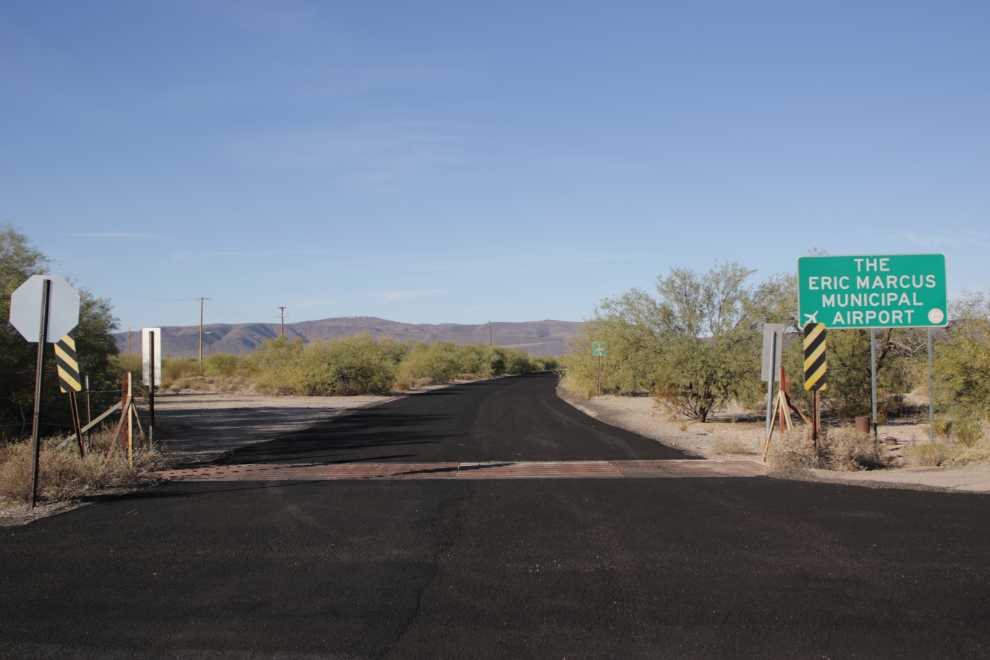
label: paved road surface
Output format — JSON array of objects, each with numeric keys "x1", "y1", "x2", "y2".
[{"x1": 3, "y1": 372, "x2": 990, "y2": 659}]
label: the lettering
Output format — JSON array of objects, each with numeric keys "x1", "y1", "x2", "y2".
[
  {"x1": 926, "y1": 274, "x2": 936, "y2": 288},
  {"x1": 879, "y1": 258, "x2": 890, "y2": 271},
  {"x1": 854, "y1": 258, "x2": 864, "y2": 271},
  {"x1": 866, "y1": 259, "x2": 878, "y2": 271},
  {"x1": 837, "y1": 294, "x2": 848, "y2": 307},
  {"x1": 913, "y1": 292, "x2": 923, "y2": 306},
  {"x1": 892, "y1": 310, "x2": 903, "y2": 323},
  {"x1": 822, "y1": 276, "x2": 832, "y2": 289},
  {"x1": 850, "y1": 293, "x2": 863, "y2": 306},
  {"x1": 899, "y1": 293, "x2": 911, "y2": 305},
  {"x1": 887, "y1": 293, "x2": 898, "y2": 305},
  {"x1": 822, "y1": 294, "x2": 835, "y2": 307},
  {"x1": 865, "y1": 310, "x2": 877, "y2": 324},
  {"x1": 833, "y1": 312, "x2": 845, "y2": 325},
  {"x1": 887, "y1": 275, "x2": 898, "y2": 288},
  {"x1": 857, "y1": 276, "x2": 870, "y2": 289},
  {"x1": 900, "y1": 275, "x2": 911, "y2": 288},
  {"x1": 869, "y1": 293, "x2": 880, "y2": 306},
  {"x1": 879, "y1": 310, "x2": 890, "y2": 324},
  {"x1": 906, "y1": 310, "x2": 914, "y2": 323},
  {"x1": 873, "y1": 276, "x2": 885, "y2": 289},
  {"x1": 852, "y1": 311, "x2": 864, "y2": 324},
  {"x1": 809, "y1": 277, "x2": 819, "y2": 290},
  {"x1": 839, "y1": 276, "x2": 850, "y2": 289}
]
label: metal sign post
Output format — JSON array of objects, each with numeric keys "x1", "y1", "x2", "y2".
[
  {"x1": 9, "y1": 275, "x2": 81, "y2": 509},
  {"x1": 871, "y1": 329, "x2": 878, "y2": 441},
  {"x1": 927, "y1": 328, "x2": 935, "y2": 442},
  {"x1": 592, "y1": 342, "x2": 607, "y2": 397},
  {"x1": 761, "y1": 324, "x2": 785, "y2": 438},
  {"x1": 143, "y1": 328, "x2": 162, "y2": 450},
  {"x1": 28, "y1": 280, "x2": 52, "y2": 508}
]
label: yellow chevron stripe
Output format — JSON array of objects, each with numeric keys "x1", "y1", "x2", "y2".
[
  {"x1": 805, "y1": 323, "x2": 825, "y2": 341},
  {"x1": 58, "y1": 369, "x2": 82, "y2": 392},
  {"x1": 804, "y1": 342, "x2": 826, "y2": 371},
  {"x1": 804, "y1": 363, "x2": 827, "y2": 391}
]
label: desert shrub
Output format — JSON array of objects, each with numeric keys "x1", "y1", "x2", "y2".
[
  {"x1": 568, "y1": 262, "x2": 793, "y2": 418},
  {"x1": 248, "y1": 334, "x2": 405, "y2": 395},
  {"x1": 710, "y1": 435, "x2": 751, "y2": 456},
  {"x1": 765, "y1": 426, "x2": 890, "y2": 472},
  {"x1": 0, "y1": 424, "x2": 170, "y2": 504},
  {"x1": 395, "y1": 342, "x2": 536, "y2": 385},
  {"x1": 911, "y1": 442, "x2": 956, "y2": 467},
  {"x1": 826, "y1": 426, "x2": 890, "y2": 471},
  {"x1": 163, "y1": 357, "x2": 201, "y2": 381},
  {"x1": 203, "y1": 353, "x2": 256, "y2": 378}
]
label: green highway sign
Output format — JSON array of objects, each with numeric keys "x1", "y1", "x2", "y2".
[
  {"x1": 798, "y1": 254, "x2": 947, "y2": 329},
  {"x1": 592, "y1": 342, "x2": 607, "y2": 356}
]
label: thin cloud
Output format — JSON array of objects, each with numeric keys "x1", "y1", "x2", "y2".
[
  {"x1": 68, "y1": 233, "x2": 163, "y2": 239},
  {"x1": 381, "y1": 289, "x2": 445, "y2": 302},
  {"x1": 224, "y1": 121, "x2": 472, "y2": 191}
]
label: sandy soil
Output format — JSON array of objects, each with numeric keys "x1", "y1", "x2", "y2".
[{"x1": 556, "y1": 386, "x2": 990, "y2": 494}]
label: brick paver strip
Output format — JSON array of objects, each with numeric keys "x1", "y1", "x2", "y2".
[{"x1": 153, "y1": 460, "x2": 765, "y2": 482}]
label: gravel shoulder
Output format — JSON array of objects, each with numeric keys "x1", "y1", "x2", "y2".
[{"x1": 556, "y1": 385, "x2": 990, "y2": 493}]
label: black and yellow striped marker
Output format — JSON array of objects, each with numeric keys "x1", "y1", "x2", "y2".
[
  {"x1": 55, "y1": 334, "x2": 82, "y2": 393},
  {"x1": 803, "y1": 323, "x2": 827, "y2": 391}
]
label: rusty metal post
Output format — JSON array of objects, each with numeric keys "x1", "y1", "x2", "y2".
[
  {"x1": 811, "y1": 389, "x2": 819, "y2": 460},
  {"x1": 779, "y1": 365, "x2": 787, "y2": 434},
  {"x1": 149, "y1": 331, "x2": 155, "y2": 451},
  {"x1": 127, "y1": 372, "x2": 133, "y2": 467},
  {"x1": 29, "y1": 279, "x2": 52, "y2": 509},
  {"x1": 927, "y1": 327, "x2": 935, "y2": 442},
  {"x1": 70, "y1": 393, "x2": 85, "y2": 458}
]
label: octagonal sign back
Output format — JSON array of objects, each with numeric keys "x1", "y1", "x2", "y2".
[{"x1": 9, "y1": 275, "x2": 80, "y2": 342}]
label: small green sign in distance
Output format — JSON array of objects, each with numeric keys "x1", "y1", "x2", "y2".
[
  {"x1": 798, "y1": 254, "x2": 947, "y2": 329},
  {"x1": 592, "y1": 342, "x2": 607, "y2": 356}
]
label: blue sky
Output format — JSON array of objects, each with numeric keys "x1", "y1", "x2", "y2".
[{"x1": 3, "y1": 1, "x2": 988, "y2": 330}]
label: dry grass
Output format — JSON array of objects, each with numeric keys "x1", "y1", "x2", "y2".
[
  {"x1": 709, "y1": 435, "x2": 752, "y2": 456},
  {"x1": 765, "y1": 426, "x2": 891, "y2": 473},
  {"x1": 0, "y1": 424, "x2": 172, "y2": 505}
]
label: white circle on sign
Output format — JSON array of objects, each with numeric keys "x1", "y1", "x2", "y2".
[{"x1": 928, "y1": 308, "x2": 945, "y2": 324}]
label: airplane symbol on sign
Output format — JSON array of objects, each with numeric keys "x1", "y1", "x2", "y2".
[{"x1": 804, "y1": 312, "x2": 819, "y2": 324}]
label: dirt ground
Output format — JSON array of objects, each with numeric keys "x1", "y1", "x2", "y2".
[{"x1": 556, "y1": 386, "x2": 990, "y2": 493}]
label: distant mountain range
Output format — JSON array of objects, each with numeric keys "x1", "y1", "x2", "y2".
[{"x1": 113, "y1": 317, "x2": 583, "y2": 358}]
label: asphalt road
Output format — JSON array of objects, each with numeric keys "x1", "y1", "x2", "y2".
[{"x1": 3, "y1": 372, "x2": 990, "y2": 659}]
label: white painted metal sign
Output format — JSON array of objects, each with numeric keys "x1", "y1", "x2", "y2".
[
  {"x1": 142, "y1": 328, "x2": 162, "y2": 386},
  {"x1": 9, "y1": 275, "x2": 80, "y2": 342}
]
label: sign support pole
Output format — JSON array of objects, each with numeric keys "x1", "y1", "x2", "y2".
[
  {"x1": 764, "y1": 332, "x2": 777, "y2": 439},
  {"x1": 597, "y1": 354, "x2": 601, "y2": 397},
  {"x1": 29, "y1": 279, "x2": 52, "y2": 509},
  {"x1": 927, "y1": 327, "x2": 935, "y2": 443},
  {"x1": 149, "y1": 332, "x2": 155, "y2": 451},
  {"x1": 870, "y1": 328, "x2": 878, "y2": 441}
]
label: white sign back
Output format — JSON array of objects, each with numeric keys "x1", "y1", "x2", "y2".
[
  {"x1": 142, "y1": 328, "x2": 162, "y2": 386},
  {"x1": 761, "y1": 324, "x2": 786, "y2": 382},
  {"x1": 9, "y1": 275, "x2": 80, "y2": 343}
]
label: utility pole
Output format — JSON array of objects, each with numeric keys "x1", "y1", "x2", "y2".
[
  {"x1": 124, "y1": 326, "x2": 133, "y2": 355},
  {"x1": 489, "y1": 321, "x2": 492, "y2": 347},
  {"x1": 205, "y1": 331, "x2": 213, "y2": 357},
  {"x1": 278, "y1": 307, "x2": 288, "y2": 337},
  {"x1": 194, "y1": 298, "x2": 210, "y2": 367}
]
